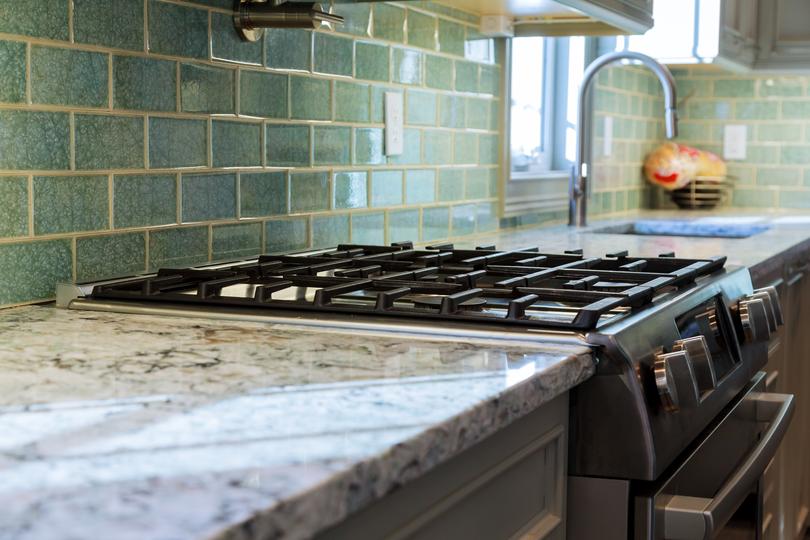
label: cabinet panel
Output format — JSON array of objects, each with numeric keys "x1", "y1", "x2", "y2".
[{"x1": 316, "y1": 393, "x2": 569, "y2": 540}]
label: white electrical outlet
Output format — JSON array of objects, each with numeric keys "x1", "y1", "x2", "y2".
[
  {"x1": 384, "y1": 92, "x2": 404, "y2": 156},
  {"x1": 723, "y1": 125, "x2": 747, "y2": 160},
  {"x1": 603, "y1": 116, "x2": 613, "y2": 157}
]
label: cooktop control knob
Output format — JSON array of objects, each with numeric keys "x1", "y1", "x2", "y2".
[
  {"x1": 737, "y1": 297, "x2": 771, "y2": 343},
  {"x1": 751, "y1": 286, "x2": 783, "y2": 328},
  {"x1": 653, "y1": 350, "x2": 700, "y2": 412},
  {"x1": 673, "y1": 335, "x2": 716, "y2": 393}
]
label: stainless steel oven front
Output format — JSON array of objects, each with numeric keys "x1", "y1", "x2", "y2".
[{"x1": 634, "y1": 371, "x2": 793, "y2": 539}]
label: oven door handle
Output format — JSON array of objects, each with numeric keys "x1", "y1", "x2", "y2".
[{"x1": 663, "y1": 392, "x2": 794, "y2": 540}]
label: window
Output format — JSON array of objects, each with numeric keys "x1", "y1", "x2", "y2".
[{"x1": 508, "y1": 36, "x2": 590, "y2": 180}]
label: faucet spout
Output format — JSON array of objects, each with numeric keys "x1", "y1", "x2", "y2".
[{"x1": 569, "y1": 51, "x2": 678, "y2": 227}]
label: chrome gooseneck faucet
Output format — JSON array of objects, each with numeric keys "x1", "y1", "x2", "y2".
[{"x1": 569, "y1": 51, "x2": 678, "y2": 227}]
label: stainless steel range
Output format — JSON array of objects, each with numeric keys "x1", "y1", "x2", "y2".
[{"x1": 57, "y1": 241, "x2": 794, "y2": 540}]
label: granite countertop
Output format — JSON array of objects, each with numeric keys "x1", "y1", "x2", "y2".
[
  {"x1": 5, "y1": 208, "x2": 810, "y2": 540},
  {"x1": 0, "y1": 305, "x2": 593, "y2": 540}
]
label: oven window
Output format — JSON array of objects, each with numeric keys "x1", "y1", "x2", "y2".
[{"x1": 676, "y1": 296, "x2": 739, "y2": 380}]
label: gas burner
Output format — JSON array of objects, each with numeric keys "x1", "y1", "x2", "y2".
[{"x1": 88, "y1": 242, "x2": 726, "y2": 331}]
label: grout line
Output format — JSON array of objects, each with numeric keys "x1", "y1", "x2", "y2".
[
  {"x1": 71, "y1": 236, "x2": 77, "y2": 282},
  {"x1": 143, "y1": 0, "x2": 148, "y2": 53},
  {"x1": 175, "y1": 173, "x2": 182, "y2": 224},
  {"x1": 27, "y1": 175, "x2": 34, "y2": 236},
  {"x1": 144, "y1": 229, "x2": 150, "y2": 270},
  {"x1": 107, "y1": 53, "x2": 113, "y2": 110},
  {"x1": 144, "y1": 113, "x2": 150, "y2": 168},
  {"x1": 108, "y1": 173, "x2": 114, "y2": 230},
  {"x1": 235, "y1": 172, "x2": 241, "y2": 220},
  {"x1": 69, "y1": 112, "x2": 76, "y2": 170},
  {"x1": 175, "y1": 61, "x2": 181, "y2": 112},
  {"x1": 25, "y1": 43, "x2": 31, "y2": 104},
  {"x1": 207, "y1": 223, "x2": 213, "y2": 261},
  {"x1": 68, "y1": 0, "x2": 74, "y2": 43}
]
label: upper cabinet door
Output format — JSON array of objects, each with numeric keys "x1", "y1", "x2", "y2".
[
  {"x1": 423, "y1": 0, "x2": 653, "y2": 36},
  {"x1": 719, "y1": 0, "x2": 759, "y2": 68},
  {"x1": 756, "y1": 0, "x2": 810, "y2": 71}
]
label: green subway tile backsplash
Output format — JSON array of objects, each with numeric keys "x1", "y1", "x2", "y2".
[
  {"x1": 0, "y1": 1, "x2": 501, "y2": 307},
  {"x1": 31, "y1": 46, "x2": 108, "y2": 108},
  {"x1": 74, "y1": 0, "x2": 144, "y2": 51},
  {"x1": 0, "y1": 41, "x2": 26, "y2": 104}
]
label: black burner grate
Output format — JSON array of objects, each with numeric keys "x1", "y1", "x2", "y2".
[{"x1": 89, "y1": 242, "x2": 726, "y2": 330}]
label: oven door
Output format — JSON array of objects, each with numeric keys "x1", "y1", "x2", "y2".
[{"x1": 635, "y1": 373, "x2": 794, "y2": 540}]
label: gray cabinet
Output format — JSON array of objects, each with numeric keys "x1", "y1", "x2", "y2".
[
  {"x1": 316, "y1": 393, "x2": 569, "y2": 540},
  {"x1": 755, "y1": 0, "x2": 810, "y2": 71},
  {"x1": 719, "y1": 0, "x2": 759, "y2": 69}
]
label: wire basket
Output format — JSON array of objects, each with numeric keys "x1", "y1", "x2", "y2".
[{"x1": 670, "y1": 175, "x2": 734, "y2": 209}]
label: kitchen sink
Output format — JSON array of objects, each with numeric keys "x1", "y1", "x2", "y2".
[{"x1": 590, "y1": 219, "x2": 770, "y2": 238}]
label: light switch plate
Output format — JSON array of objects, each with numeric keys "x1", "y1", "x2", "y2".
[
  {"x1": 384, "y1": 92, "x2": 404, "y2": 156},
  {"x1": 723, "y1": 124, "x2": 747, "y2": 160}
]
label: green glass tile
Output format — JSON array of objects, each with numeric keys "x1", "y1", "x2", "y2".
[
  {"x1": 181, "y1": 173, "x2": 237, "y2": 222},
  {"x1": 464, "y1": 168, "x2": 488, "y2": 198},
  {"x1": 31, "y1": 46, "x2": 107, "y2": 107},
  {"x1": 778, "y1": 190, "x2": 810, "y2": 209},
  {"x1": 0, "y1": 177, "x2": 27, "y2": 237},
  {"x1": 335, "y1": 81, "x2": 370, "y2": 123},
  {"x1": 422, "y1": 206, "x2": 449, "y2": 241},
  {"x1": 266, "y1": 124, "x2": 311, "y2": 167},
  {"x1": 439, "y1": 95, "x2": 465, "y2": 128},
  {"x1": 757, "y1": 124, "x2": 802, "y2": 142},
  {"x1": 479, "y1": 134, "x2": 499, "y2": 164},
  {"x1": 388, "y1": 209, "x2": 418, "y2": 242},
  {"x1": 438, "y1": 19, "x2": 465, "y2": 57},
  {"x1": 0, "y1": 41, "x2": 26, "y2": 103},
  {"x1": 732, "y1": 188, "x2": 773, "y2": 208},
  {"x1": 180, "y1": 63, "x2": 235, "y2": 114},
  {"x1": 675, "y1": 78, "x2": 711, "y2": 98},
  {"x1": 454, "y1": 132, "x2": 477, "y2": 164},
  {"x1": 423, "y1": 130, "x2": 452, "y2": 164},
  {"x1": 240, "y1": 70, "x2": 288, "y2": 118},
  {"x1": 480, "y1": 66, "x2": 499, "y2": 96},
  {"x1": 212, "y1": 222, "x2": 262, "y2": 261},
  {"x1": 241, "y1": 171, "x2": 287, "y2": 217},
  {"x1": 212, "y1": 121, "x2": 262, "y2": 168},
  {"x1": 756, "y1": 167, "x2": 799, "y2": 186},
  {"x1": 113, "y1": 174, "x2": 177, "y2": 229},
  {"x1": 113, "y1": 56, "x2": 176, "y2": 112},
  {"x1": 392, "y1": 48, "x2": 423, "y2": 85},
  {"x1": 290, "y1": 76, "x2": 331, "y2": 120},
  {"x1": 75, "y1": 114, "x2": 144, "y2": 170},
  {"x1": 406, "y1": 89, "x2": 437, "y2": 126},
  {"x1": 781, "y1": 146, "x2": 810, "y2": 165},
  {"x1": 407, "y1": 10, "x2": 436, "y2": 50},
  {"x1": 265, "y1": 29, "x2": 311, "y2": 71},
  {"x1": 451, "y1": 204, "x2": 476, "y2": 236},
  {"x1": 148, "y1": 226, "x2": 209, "y2": 270},
  {"x1": 713, "y1": 79, "x2": 754, "y2": 98},
  {"x1": 759, "y1": 78, "x2": 803, "y2": 97},
  {"x1": 354, "y1": 127, "x2": 384, "y2": 165},
  {"x1": 466, "y1": 98, "x2": 490, "y2": 129},
  {"x1": 688, "y1": 100, "x2": 731, "y2": 120},
  {"x1": 148, "y1": 0, "x2": 208, "y2": 59},
  {"x1": 371, "y1": 86, "x2": 398, "y2": 123},
  {"x1": 313, "y1": 126, "x2": 351, "y2": 165},
  {"x1": 312, "y1": 214, "x2": 349, "y2": 248},
  {"x1": 355, "y1": 42, "x2": 389, "y2": 82},
  {"x1": 334, "y1": 171, "x2": 368, "y2": 209},
  {"x1": 405, "y1": 169, "x2": 435, "y2": 204},
  {"x1": 74, "y1": 0, "x2": 143, "y2": 50},
  {"x1": 351, "y1": 212, "x2": 384, "y2": 244},
  {"x1": 265, "y1": 218, "x2": 308, "y2": 253},
  {"x1": 373, "y1": 4, "x2": 405, "y2": 43},
  {"x1": 476, "y1": 202, "x2": 497, "y2": 232},
  {"x1": 290, "y1": 172, "x2": 329, "y2": 213},
  {"x1": 333, "y1": 4, "x2": 371, "y2": 36},
  {"x1": 76, "y1": 232, "x2": 146, "y2": 282},
  {"x1": 781, "y1": 101, "x2": 810, "y2": 119},
  {"x1": 33, "y1": 175, "x2": 108, "y2": 234},
  {"x1": 0, "y1": 240, "x2": 71, "y2": 305},
  {"x1": 212, "y1": 12, "x2": 262, "y2": 64},
  {"x1": 149, "y1": 117, "x2": 207, "y2": 169},
  {"x1": 0, "y1": 0, "x2": 68, "y2": 40},
  {"x1": 438, "y1": 169, "x2": 464, "y2": 201},
  {"x1": 371, "y1": 170, "x2": 403, "y2": 207},
  {"x1": 0, "y1": 111, "x2": 70, "y2": 170},
  {"x1": 387, "y1": 128, "x2": 421, "y2": 166},
  {"x1": 313, "y1": 32, "x2": 353, "y2": 77},
  {"x1": 735, "y1": 101, "x2": 778, "y2": 120},
  {"x1": 455, "y1": 61, "x2": 479, "y2": 93},
  {"x1": 425, "y1": 55, "x2": 453, "y2": 90}
]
